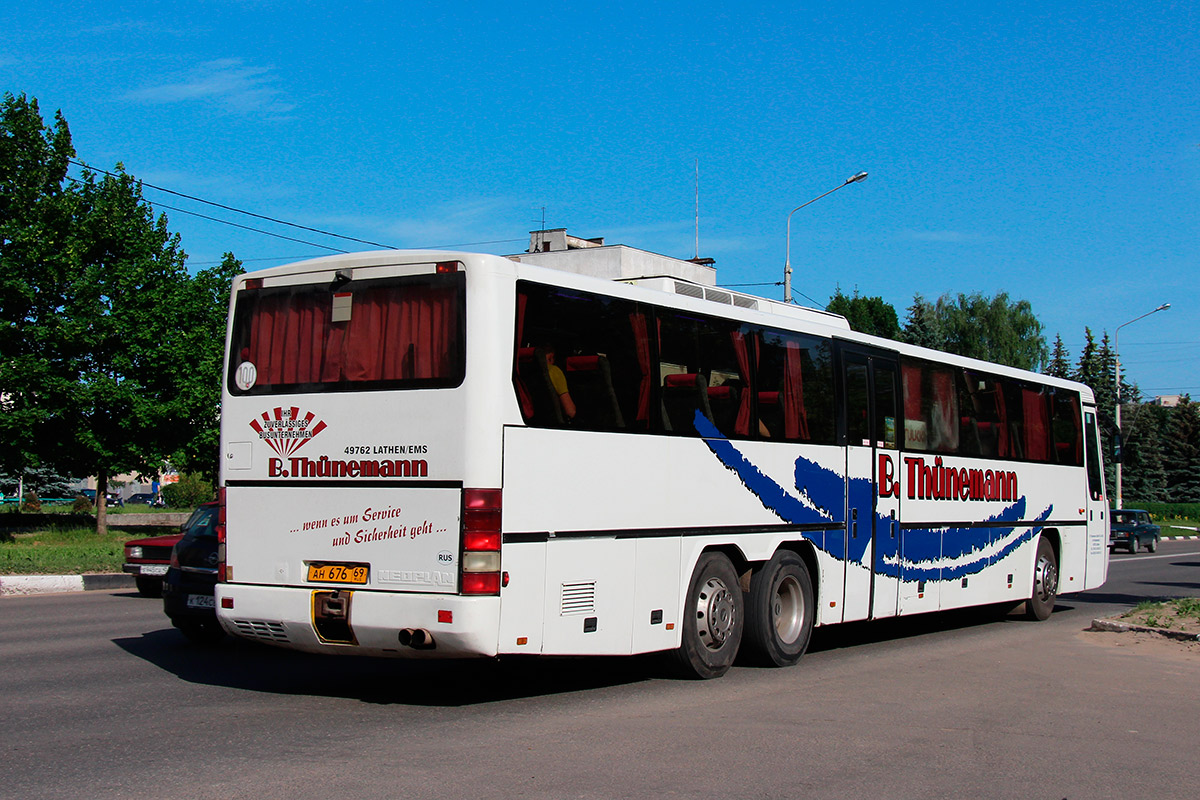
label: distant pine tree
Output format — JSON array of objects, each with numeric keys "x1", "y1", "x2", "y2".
[
  {"x1": 1046, "y1": 334, "x2": 1071, "y2": 379},
  {"x1": 901, "y1": 293, "x2": 944, "y2": 350},
  {"x1": 1163, "y1": 399, "x2": 1200, "y2": 503},
  {"x1": 1122, "y1": 403, "x2": 1168, "y2": 503}
]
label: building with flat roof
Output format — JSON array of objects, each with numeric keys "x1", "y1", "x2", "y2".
[{"x1": 508, "y1": 228, "x2": 717, "y2": 286}]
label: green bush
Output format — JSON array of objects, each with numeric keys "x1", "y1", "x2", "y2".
[
  {"x1": 71, "y1": 496, "x2": 92, "y2": 513},
  {"x1": 20, "y1": 491, "x2": 41, "y2": 513},
  {"x1": 1124, "y1": 502, "x2": 1200, "y2": 522},
  {"x1": 161, "y1": 473, "x2": 214, "y2": 509}
]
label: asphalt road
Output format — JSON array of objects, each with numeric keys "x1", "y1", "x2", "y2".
[{"x1": 2, "y1": 541, "x2": 1198, "y2": 800}]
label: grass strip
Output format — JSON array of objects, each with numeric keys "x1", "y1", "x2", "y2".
[
  {"x1": 0, "y1": 527, "x2": 163, "y2": 575},
  {"x1": 1122, "y1": 598, "x2": 1200, "y2": 633}
]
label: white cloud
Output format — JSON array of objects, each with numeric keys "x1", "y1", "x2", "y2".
[{"x1": 122, "y1": 58, "x2": 293, "y2": 118}]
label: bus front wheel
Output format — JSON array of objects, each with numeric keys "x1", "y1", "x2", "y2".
[
  {"x1": 671, "y1": 552, "x2": 743, "y2": 679},
  {"x1": 1024, "y1": 537, "x2": 1058, "y2": 621},
  {"x1": 741, "y1": 551, "x2": 814, "y2": 667}
]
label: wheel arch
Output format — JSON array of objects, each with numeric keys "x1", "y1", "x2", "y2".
[
  {"x1": 692, "y1": 539, "x2": 822, "y2": 608},
  {"x1": 774, "y1": 539, "x2": 821, "y2": 610},
  {"x1": 1038, "y1": 527, "x2": 1062, "y2": 565}
]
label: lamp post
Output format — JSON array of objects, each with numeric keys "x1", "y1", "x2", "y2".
[
  {"x1": 1114, "y1": 302, "x2": 1170, "y2": 508},
  {"x1": 784, "y1": 171, "x2": 868, "y2": 303}
]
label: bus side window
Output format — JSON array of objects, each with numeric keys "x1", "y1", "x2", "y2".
[
  {"x1": 1020, "y1": 385, "x2": 1052, "y2": 462},
  {"x1": 1052, "y1": 391, "x2": 1083, "y2": 466},
  {"x1": 1084, "y1": 411, "x2": 1105, "y2": 500},
  {"x1": 515, "y1": 282, "x2": 641, "y2": 433},
  {"x1": 901, "y1": 360, "x2": 926, "y2": 450},
  {"x1": 874, "y1": 362, "x2": 898, "y2": 449},
  {"x1": 758, "y1": 330, "x2": 834, "y2": 444},
  {"x1": 844, "y1": 362, "x2": 870, "y2": 446},
  {"x1": 657, "y1": 310, "x2": 748, "y2": 438}
]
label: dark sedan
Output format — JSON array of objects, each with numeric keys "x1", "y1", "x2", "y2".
[
  {"x1": 1110, "y1": 509, "x2": 1161, "y2": 554},
  {"x1": 161, "y1": 502, "x2": 223, "y2": 643}
]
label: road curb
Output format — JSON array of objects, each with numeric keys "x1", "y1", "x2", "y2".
[
  {"x1": 0, "y1": 573, "x2": 135, "y2": 597},
  {"x1": 1090, "y1": 617, "x2": 1200, "y2": 643}
]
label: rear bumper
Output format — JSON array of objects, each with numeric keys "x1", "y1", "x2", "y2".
[
  {"x1": 215, "y1": 583, "x2": 501, "y2": 658},
  {"x1": 162, "y1": 569, "x2": 217, "y2": 623}
]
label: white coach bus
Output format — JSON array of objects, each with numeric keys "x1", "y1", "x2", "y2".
[{"x1": 215, "y1": 246, "x2": 1109, "y2": 678}]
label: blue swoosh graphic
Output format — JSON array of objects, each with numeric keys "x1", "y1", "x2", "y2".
[{"x1": 692, "y1": 410, "x2": 1051, "y2": 584}]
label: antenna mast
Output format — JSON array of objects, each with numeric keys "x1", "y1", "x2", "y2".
[{"x1": 694, "y1": 158, "x2": 700, "y2": 260}]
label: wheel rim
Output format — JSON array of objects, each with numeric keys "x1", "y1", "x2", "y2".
[
  {"x1": 1033, "y1": 553, "x2": 1058, "y2": 603},
  {"x1": 772, "y1": 574, "x2": 804, "y2": 645},
  {"x1": 695, "y1": 575, "x2": 736, "y2": 650}
]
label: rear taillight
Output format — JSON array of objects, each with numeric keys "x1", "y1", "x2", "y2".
[
  {"x1": 170, "y1": 547, "x2": 180, "y2": 569},
  {"x1": 461, "y1": 489, "x2": 501, "y2": 595},
  {"x1": 216, "y1": 487, "x2": 228, "y2": 583}
]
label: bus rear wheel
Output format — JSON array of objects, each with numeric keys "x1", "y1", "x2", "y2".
[
  {"x1": 741, "y1": 551, "x2": 815, "y2": 667},
  {"x1": 671, "y1": 552, "x2": 743, "y2": 679},
  {"x1": 1024, "y1": 536, "x2": 1058, "y2": 621}
]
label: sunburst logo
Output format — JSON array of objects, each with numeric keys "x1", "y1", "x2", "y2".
[{"x1": 249, "y1": 406, "x2": 328, "y2": 458}]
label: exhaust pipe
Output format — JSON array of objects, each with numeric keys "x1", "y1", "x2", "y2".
[{"x1": 397, "y1": 628, "x2": 436, "y2": 649}]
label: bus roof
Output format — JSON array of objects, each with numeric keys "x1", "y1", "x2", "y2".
[{"x1": 234, "y1": 249, "x2": 1094, "y2": 402}]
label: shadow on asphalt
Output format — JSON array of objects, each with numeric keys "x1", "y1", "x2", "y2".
[
  {"x1": 1067, "y1": 591, "x2": 1157, "y2": 607},
  {"x1": 113, "y1": 603, "x2": 1039, "y2": 706},
  {"x1": 114, "y1": 627, "x2": 664, "y2": 706},
  {"x1": 808, "y1": 603, "x2": 1035, "y2": 654}
]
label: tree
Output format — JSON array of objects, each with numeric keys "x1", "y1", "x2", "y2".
[
  {"x1": 900, "y1": 293, "x2": 943, "y2": 350},
  {"x1": 42, "y1": 165, "x2": 240, "y2": 531},
  {"x1": 168, "y1": 252, "x2": 242, "y2": 484},
  {"x1": 933, "y1": 292, "x2": 1047, "y2": 371},
  {"x1": 1073, "y1": 328, "x2": 1116, "y2": 489},
  {"x1": 827, "y1": 287, "x2": 900, "y2": 339},
  {"x1": 1163, "y1": 398, "x2": 1200, "y2": 503},
  {"x1": 1, "y1": 96, "x2": 240, "y2": 533},
  {"x1": 0, "y1": 93, "x2": 74, "y2": 477},
  {"x1": 1046, "y1": 334, "x2": 1071, "y2": 379},
  {"x1": 899, "y1": 291, "x2": 1046, "y2": 371},
  {"x1": 1121, "y1": 402, "x2": 1168, "y2": 503},
  {"x1": 0, "y1": 465, "x2": 79, "y2": 500}
]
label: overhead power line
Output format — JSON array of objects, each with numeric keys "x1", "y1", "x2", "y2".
[
  {"x1": 152, "y1": 201, "x2": 346, "y2": 253},
  {"x1": 67, "y1": 159, "x2": 398, "y2": 250}
]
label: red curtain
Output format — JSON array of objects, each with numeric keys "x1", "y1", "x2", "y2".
[
  {"x1": 783, "y1": 340, "x2": 808, "y2": 440},
  {"x1": 1022, "y1": 388, "x2": 1051, "y2": 462},
  {"x1": 246, "y1": 284, "x2": 456, "y2": 385},
  {"x1": 901, "y1": 363, "x2": 922, "y2": 420},
  {"x1": 730, "y1": 331, "x2": 752, "y2": 436}
]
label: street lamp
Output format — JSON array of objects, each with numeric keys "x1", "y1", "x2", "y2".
[
  {"x1": 1114, "y1": 302, "x2": 1170, "y2": 508},
  {"x1": 784, "y1": 171, "x2": 868, "y2": 303}
]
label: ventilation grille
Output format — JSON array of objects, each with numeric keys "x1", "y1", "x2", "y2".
[
  {"x1": 732, "y1": 294, "x2": 759, "y2": 310},
  {"x1": 232, "y1": 619, "x2": 290, "y2": 643},
  {"x1": 560, "y1": 581, "x2": 596, "y2": 616},
  {"x1": 672, "y1": 280, "x2": 758, "y2": 310}
]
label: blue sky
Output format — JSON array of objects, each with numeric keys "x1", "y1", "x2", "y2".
[{"x1": 5, "y1": 1, "x2": 1197, "y2": 395}]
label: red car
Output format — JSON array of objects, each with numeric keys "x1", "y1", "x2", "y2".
[{"x1": 123, "y1": 533, "x2": 184, "y2": 597}]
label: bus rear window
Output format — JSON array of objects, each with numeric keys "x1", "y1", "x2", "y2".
[{"x1": 228, "y1": 272, "x2": 465, "y2": 395}]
